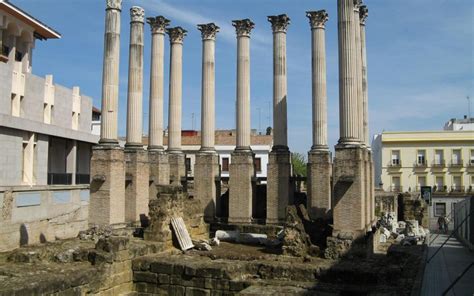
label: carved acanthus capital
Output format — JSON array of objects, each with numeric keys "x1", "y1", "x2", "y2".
[
  {"x1": 166, "y1": 27, "x2": 187, "y2": 44},
  {"x1": 197, "y1": 23, "x2": 220, "y2": 40},
  {"x1": 147, "y1": 16, "x2": 170, "y2": 34},
  {"x1": 267, "y1": 14, "x2": 290, "y2": 33},
  {"x1": 306, "y1": 10, "x2": 329, "y2": 29},
  {"x1": 353, "y1": 0, "x2": 363, "y2": 12},
  {"x1": 359, "y1": 5, "x2": 368, "y2": 25},
  {"x1": 106, "y1": 0, "x2": 122, "y2": 11},
  {"x1": 232, "y1": 19, "x2": 255, "y2": 37},
  {"x1": 130, "y1": 6, "x2": 145, "y2": 23}
]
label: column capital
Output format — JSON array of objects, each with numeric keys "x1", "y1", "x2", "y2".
[
  {"x1": 106, "y1": 0, "x2": 122, "y2": 11},
  {"x1": 306, "y1": 10, "x2": 329, "y2": 29},
  {"x1": 267, "y1": 14, "x2": 290, "y2": 33},
  {"x1": 130, "y1": 6, "x2": 145, "y2": 23},
  {"x1": 353, "y1": 0, "x2": 363, "y2": 12},
  {"x1": 232, "y1": 19, "x2": 255, "y2": 37},
  {"x1": 359, "y1": 5, "x2": 368, "y2": 25},
  {"x1": 166, "y1": 27, "x2": 187, "y2": 44},
  {"x1": 147, "y1": 16, "x2": 170, "y2": 34},
  {"x1": 197, "y1": 23, "x2": 220, "y2": 40}
]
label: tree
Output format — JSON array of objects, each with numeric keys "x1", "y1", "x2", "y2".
[{"x1": 291, "y1": 152, "x2": 307, "y2": 177}]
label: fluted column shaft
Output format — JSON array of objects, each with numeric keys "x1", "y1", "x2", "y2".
[
  {"x1": 233, "y1": 20, "x2": 254, "y2": 151},
  {"x1": 268, "y1": 15, "x2": 290, "y2": 151},
  {"x1": 198, "y1": 24, "x2": 219, "y2": 152},
  {"x1": 99, "y1": 0, "x2": 122, "y2": 144},
  {"x1": 167, "y1": 27, "x2": 187, "y2": 153},
  {"x1": 147, "y1": 17, "x2": 169, "y2": 151},
  {"x1": 353, "y1": 1, "x2": 363, "y2": 144},
  {"x1": 337, "y1": 0, "x2": 359, "y2": 145},
  {"x1": 360, "y1": 6, "x2": 370, "y2": 147},
  {"x1": 125, "y1": 7, "x2": 145, "y2": 148},
  {"x1": 308, "y1": 11, "x2": 329, "y2": 150}
]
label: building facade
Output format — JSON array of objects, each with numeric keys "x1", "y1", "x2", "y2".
[{"x1": 0, "y1": 1, "x2": 98, "y2": 251}]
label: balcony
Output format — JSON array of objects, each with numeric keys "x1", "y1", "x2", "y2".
[
  {"x1": 467, "y1": 161, "x2": 474, "y2": 170},
  {"x1": 450, "y1": 186, "x2": 465, "y2": 194},
  {"x1": 47, "y1": 173, "x2": 73, "y2": 185},
  {"x1": 431, "y1": 160, "x2": 446, "y2": 168},
  {"x1": 414, "y1": 160, "x2": 427, "y2": 168},
  {"x1": 433, "y1": 185, "x2": 448, "y2": 193},
  {"x1": 388, "y1": 160, "x2": 402, "y2": 168},
  {"x1": 0, "y1": 45, "x2": 9, "y2": 63},
  {"x1": 449, "y1": 160, "x2": 463, "y2": 168},
  {"x1": 390, "y1": 185, "x2": 403, "y2": 193}
]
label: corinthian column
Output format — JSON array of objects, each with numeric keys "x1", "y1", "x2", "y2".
[
  {"x1": 337, "y1": 0, "x2": 359, "y2": 146},
  {"x1": 233, "y1": 19, "x2": 254, "y2": 151},
  {"x1": 229, "y1": 19, "x2": 256, "y2": 224},
  {"x1": 360, "y1": 5, "x2": 369, "y2": 147},
  {"x1": 167, "y1": 27, "x2": 187, "y2": 153},
  {"x1": 147, "y1": 16, "x2": 170, "y2": 189},
  {"x1": 167, "y1": 27, "x2": 187, "y2": 186},
  {"x1": 147, "y1": 16, "x2": 170, "y2": 151},
  {"x1": 306, "y1": 10, "x2": 332, "y2": 220},
  {"x1": 308, "y1": 10, "x2": 329, "y2": 151},
  {"x1": 195, "y1": 23, "x2": 221, "y2": 221},
  {"x1": 353, "y1": 0, "x2": 363, "y2": 144},
  {"x1": 268, "y1": 14, "x2": 290, "y2": 151},
  {"x1": 125, "y1": 6, "x2": 145, "y2": 149},
  {"x1": 198, "y1": 23, "x2": 219, "y2": 152},
  {"x1": 99, "y1": 0, "x2": 122, "y2": 145},
  {"x1": 266, "y1": 14, "x2": 292, "y2": 225}
]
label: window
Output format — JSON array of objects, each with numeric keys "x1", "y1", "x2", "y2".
[
  {"x1": 452, "y1": 176, "x2": 462, "y2": 191},
  {"x1": 434, "y1": 150, "x2": 444, "y2": 166},
  {"x1": 254, "y1": 157, "x2": 262, "y2": 173},
  {"x1": 417, "y1": 150, "x2": 426, "y2": 165},
  {"x1": 185, "y1": 157, "x2": 192, "y2": 173},
  {"x1": 417, "y1": 176, "x2": 426, "y2": 189},
  {"x1": 391, "y1": 176, "x2": 401, "y2": 192},
  {"x1": 434, "y1": 202, "x2": 446, "y2": 217},
  {"x1": 221, "y1": 157, "x2": 229, "y2": 172},
  {"x1": 435, "y1": 176, "x2": 444, "y2": 191},
  {"x1": 391, "y1": 150, "x2": 400, "y2": 166},
  {"x1": 452, "y1": 149, "x2": 462, "y2": 166},
  {"x1": 470, "y1": 150, "x2": 474, "y2": 165}
]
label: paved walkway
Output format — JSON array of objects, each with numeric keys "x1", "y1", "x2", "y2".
[{"x1": 421, "y1": 233, "x2": 474, "y2": 296}]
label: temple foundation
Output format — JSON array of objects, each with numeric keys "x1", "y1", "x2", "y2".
[
  {"x1": 194, "y1": 153, "x2": 220, "y2": 222},
  {"x1": 307, "y1": 150, "x2": 332, "y2": 220},
  {"x1": 266, "y1": 150, "x2": 291, "y2": 224},
  {"x1": 229, "y1": 151, "x2": 255, "y2": 224}
]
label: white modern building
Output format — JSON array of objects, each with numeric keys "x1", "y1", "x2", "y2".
[{"x1": 0, "y1": 1, "x2": 98, "y2": 251}]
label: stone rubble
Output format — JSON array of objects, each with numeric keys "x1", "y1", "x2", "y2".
[{"x1": 377, "y1": 212, "x2": 429, "y2": 245}]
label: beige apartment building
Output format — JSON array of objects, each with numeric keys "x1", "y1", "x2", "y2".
[{"x1": 373, "y1": 129, "x2": 474, "y2": 193}]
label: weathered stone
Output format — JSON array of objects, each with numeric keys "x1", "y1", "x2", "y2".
[
  {"x1": 133, "y1": 271, "x2": 157, "y2": 284},
  {"x1": 186, "y1": 287, "x2": 211, "y2": 296},
  {"x1": 96, "y1": 236, "x2": 130, "y2": 253},
  {"x1": 150, "y1": 262, "x2": 173, "y2": 274}
]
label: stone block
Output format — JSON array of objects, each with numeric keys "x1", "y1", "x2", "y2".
[
  {"x1": 168, "y1": 153, "x2": 186, "y2": 186},
  {"x1": 194, "y1": 153, "x2": 220, "y2": 222},
  {"x1": 332, "y1": 146, "x2": 366, "y2": 239},
  {"x1": 149, "y1": 151, "x2": 170, "y2": 186},
  {"x1": 186, "y1": 287, "x2": 211, "y2": 296},
  {"x1": 306, "y1": 150, "x2": 332, "y2": 220},
  {"x1": 133, "y1": 271, "x2": 158, "y2": 284},
  {"x1": 89, "y1": 146, "x2": 125, "y2": 226},
  {"x1": 168, "y1": 285, "x2": 186, "y2": 296},
  {"x1": 266, "y1": 150, "x2": 292, "y2": 224},
  {"x1": 125, "y1": 149, "x2": 150, "y2": 226},
  {"x1": 150, "y1": 262, "x2": 173, "y2": 274},
  {"x1": 229, "y1": 151, "x2": 255, "y2": 223},
  {"x1": 157, "y1": 273, "x2": 170, "y2": 284}
]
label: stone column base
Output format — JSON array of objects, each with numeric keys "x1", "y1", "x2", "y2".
[
  {"x1": 229, "y1": 151, "x2": 255, "y2": 224},
  {"x1": 124, "y1": 148, "x2": 149, "y2": 226},
  {"x1": 307, "y1": 150, "x2": 332, "y2": 220},
  {"x1": 194, "y1": 153, "x2": 220, "y2": 222},
  {"x1": 168, "y1": 153, "x2": 186, "y2": 187},
  {"x1": 89, "y1": 146, "x2": 125, "y2": 226},
  {"x1": 266, "y1": 150, "x2": 291, "y2": 224},
  {"x1": 332, "y1": 145, "x2": 367, "y2": 239},
  {"x1": 149, "y1": 151, "x2": 170, "y2": 200}
]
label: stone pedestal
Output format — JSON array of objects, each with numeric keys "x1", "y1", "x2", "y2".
[
  {"x1": 149, "y1": 151, "x2": 169, "y2": 185},
  {"x1": 194, "y1": 153, "x2": 220, "y2": 222},
  {"x1": 307, "y1": 150, "x2": 332, "y2": 220},
  {"x1": 266, "y1": 150, "x2": 291, "y2": 224},
  {"x1": 124, "y1": 149, "x2": 149, "y2": 226},
  {"x1": 229, "y1": 151, "x2": 255, "y2": 223},
  {"x1": 332, "y1": 146, "x2": 367, "y2": 239},
  {"x1": 89, "y1": 146, "x2": 125, "y2": 226},
  {"x1": 168, "y1": 153, "x2": 186, "y2": 187}
]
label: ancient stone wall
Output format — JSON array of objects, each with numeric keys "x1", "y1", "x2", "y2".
[{"x1": 374, "y1": 190, "x2": 398, "y2": 218}]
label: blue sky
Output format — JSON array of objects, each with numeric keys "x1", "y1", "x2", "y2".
[{"x1": 15, "y1": 0, "x2": 474, "y2": 154}]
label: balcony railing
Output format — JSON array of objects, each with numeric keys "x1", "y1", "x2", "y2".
[
  {"x1": 414, "y1": 160, "x2": 427, "y2": 167},
  {"x1": 390, "y1": 185, "x2": 403, "y2": 192},
  {"x1": 76, "y1": 174, "x2": 90, "y2": 185},
  {"x1": 432, "y1": 160, "x2": 445, "y2": 167},
  {"x1": 433, "y1": 185, "x2": 448, "y2": 193},
  {"x1": 388, "y1": 160, "x2": 401, "y2": 167},
  {"x1": 450, "y1": 160, "x2": 463, "y2": 167},
  {"x1": 47, "y1": 173, "x2": 73, "y2": 185},
  {"x1": 450, "y1": 186, "x2": 465, "y2": 193}
]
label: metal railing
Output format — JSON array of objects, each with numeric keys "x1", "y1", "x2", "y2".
[
  {"x1": 75, "y1": 174, "x2": 90, "y2": 185},
  {"x1": 47, "y1": 173, "x2": 73, "y2": 185},
  {"x1": 449, "y1": 160, "x2": 463, "y2": 167},
  {"x1": 449, "y1": 186, "x2": 465, "y2": 193},
  {"x1": 414, "y1": 160, "x2": 427, "y2": 167},
  {"x1": 432, "y1": 160, "x2": 446, "y2": 167},
  {"x1": 388, "y1": 160, "x2": 401, "y2": 167},
  {"x1": 390, "y1": 185, "x2": 403, "y2": 192}
]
